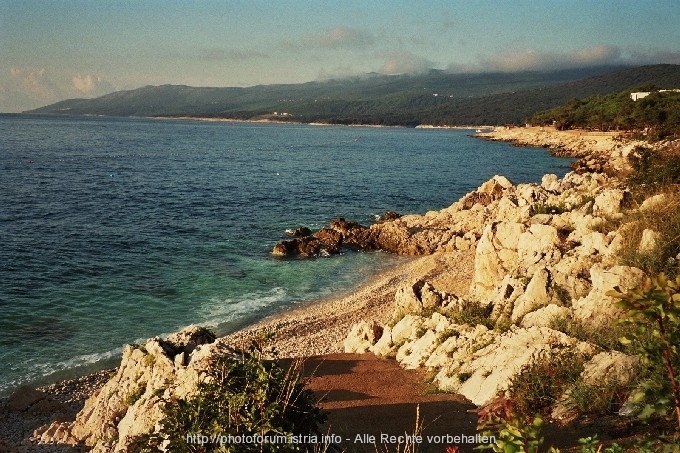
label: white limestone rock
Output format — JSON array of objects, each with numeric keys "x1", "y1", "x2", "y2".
[
  {"x1": 391, "y1": 314, "x2": 425, "y2": 345},
  {"x1": 511, "y1": 268, "x2": 551, "y2": 323},
  {"x1": 370, "y1": 325, "x2": 394, "y2": 357},
  {"x1": 517, "y1": 224, "x2": 561, "y2": 272},
  {"x1": 593, "y1": 189, "x2": 624, "y2": 216},
  {"x1": 344, "y1": 321, "x2": 379, "y2": 353},
  {"x1": 520, "y1": 304, "x2": 570, "y2": 328},
  {"x1": 422, "y1": 312, "x2": 453, "y2": 332},
  {"x1": 396, "y1": 330, "x2": 438, "y2": 369},
  {"x1": 436, "y1": 326, "x2": 594, "y2": 406},
  {"x1": 471, "y1": 223, "x2": 505, "y2": 301},
  {"x1": 426, "y1": 324, "x2": 494, "y2": 371},
  {"x1": 638, "y1": 229, "x2": 660, "y2": 253},
  {"x1": 489, "y1": 275, "x2": 526, "y2": 324},
  {"x1": 395, "y1": 280, "x2": 424, "y2": 313},
  {"x1": 541, "y1": 174, "x2": 560, "y2": 192},
  {"x1": 639, "y1": 193, "x2": 667, "y2": 212},
  {"x1": 34, "y1": 326, "x2": 223, "y2": 453},
  {"x1": 580, "y1": 351, "x2": 640, "y2": 386},
  {"x1": 572, "y1": 265, "x2": 645, "y2": 326}
]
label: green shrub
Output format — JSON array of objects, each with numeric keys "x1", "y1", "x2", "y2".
[
  {"x1": 627, "y1": 146, "x2": 680, "y2": 189},
  {"x1": 567, "y1": 379, "x2": 632, "y2": 416},
  {"x1": 477, "y1": 398, "x2": 630, "y2": 453},
  {"x1": 457, "y1": 372, "x2": 472, "y2": 383},
  {"x1": 476, "y1": 396, "x2": 554, "y2": 453},
  {"x1": 125, "y1": 385, "x2": 145, "y2": 406},
  {"x1": 449, "y1": 300, "x2": 494, "y2": 329},
  {"x1": 609, "y1": 274, "x2": 680, "y2": 430},
  {"x1": 507, "y1": 350, "x2": 585, "y2": 417},
  {"x1": 548, "y1": 315, "x2": 630, "y2": 352},
  {"x1": 530, "y1": 203, "x2": 571, "y2": 216},
  {"x1": 142, "y1": 339, "x2": 327, "y2": 452}
]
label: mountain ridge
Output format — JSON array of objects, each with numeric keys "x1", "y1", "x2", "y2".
[{"x1": 25, "y1": 64, "x2": 680, "y2": 126}]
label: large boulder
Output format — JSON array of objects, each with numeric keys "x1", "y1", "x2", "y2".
[
  {"x1": 471, "y1": 221, "x2": 561, "y2": 301},
  {"x1": 551, "y1": 351, "x2": 640, "y2": 421},
  {"x1": 593, "y1": 189, "x2": 625, "y2": 216},
  {"x1": 471, "y1": 223, "x2": 506, "y2": 301},
  {"x1": 435, "y1": 326, "x2": 594, "y2": 406},
  {"x1": 394, "y1": 279, "x2": 458, "y2": 313},
  {"x1": 511, "y1": 268, "x2": 551, "y2": 323},
  {"x1": 343, "y1": 321, "x2": 382, "y2": 353},
  {"x1": 572, "y1": 265, "x2": 645, "y2": 326}
]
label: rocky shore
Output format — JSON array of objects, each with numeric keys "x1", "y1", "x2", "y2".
[{"x1": 3, "y1": 126, "x2": 676, "y2": 452}]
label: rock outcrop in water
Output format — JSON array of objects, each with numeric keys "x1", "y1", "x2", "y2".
[{"x1": 272, "y1": 214, "x2": 403, "y2": 257}]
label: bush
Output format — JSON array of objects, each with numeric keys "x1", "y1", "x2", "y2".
[
  {"x1": 627, "y1": 146, "x2": 680, "y2": 190},
  {"x1": 530, "y1": 203, "x2": 571, "y2": 216},
  {"x1": 567, "y1": 378, "x2": 632, "y2": 416},
  {"x1": 548, "y1": 315, "x2": 630, "y2": 352},
  {"x1": 609, "y1": 274, "x2": 680, "y2": 430},
  {"x1": 142, "y1": 339, "x2": 327, "y2": 452},
  {"x1": 507, "y1": 350, "x2": 585, "y2": 417},
  {"x1": 448, "y1": 300, "x2": 494, "y2": 329}
]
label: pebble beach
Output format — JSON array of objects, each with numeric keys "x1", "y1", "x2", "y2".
[{"x1": 1, "y1": 249, "x2": 475, "y2": 451}]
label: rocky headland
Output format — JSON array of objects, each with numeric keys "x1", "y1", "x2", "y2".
[{"x1": 4, "y1": 126, "x2": 678, "y2": 452}]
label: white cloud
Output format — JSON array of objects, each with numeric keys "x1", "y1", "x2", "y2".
[
  {"x1": 285, "y1": 26, "x2": 376, "y2": 50},
  {"x1": 72, "y1": 73, "x2": 115, "y2": 95},
  {"x1": 72, "y1": 73, "x2": 97, "y2": 93},
  {"x1": 1, "y1": 67, "x2": 116, "y2": 112},
  {"x1": 449, "y1": 45, "x2": 623, "y2": 73},
  {"x1": 10, "y1": 67, "x2": 61, "y2": 99},
  {"x1": 379, "y1": 50, "x2": 433, "y2": 75}
]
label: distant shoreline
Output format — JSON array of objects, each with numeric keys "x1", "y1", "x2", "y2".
[{"x1": 148, "y1": 115, "x2": 493, "y2": 130}]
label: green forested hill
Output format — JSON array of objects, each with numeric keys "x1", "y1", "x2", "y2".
[
  {"x1": 25, "y1": 64, "x2": 680, "y2": 126},
  {"x1": 530, "y1": 86, "x2": 680, "y2": 139}
]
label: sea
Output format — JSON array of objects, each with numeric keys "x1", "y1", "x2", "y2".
[{"x1": 0, "y1": 115, "x2": 573, "y2": 396}]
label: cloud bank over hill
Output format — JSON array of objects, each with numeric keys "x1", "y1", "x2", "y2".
[
  {"x1": 3, "y1": 0, "x2": 680, "y2": 112},
  {"x1": 2, "y1": 68, "x2": 115, "y2": 112}
]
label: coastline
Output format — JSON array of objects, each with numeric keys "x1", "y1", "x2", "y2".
[
  {"x1": 222, "y1": 249, "x2": 475, "y2": 357},
  {"x1": 148, "y1": 115, "x2": 490, "y2": 130},
  {"x1": 477, "y1": 125, "x2": 623, "y2": 156},
  {"x1": 0, "y1": 250, "x2": 475, "y2": 451},
  {"x1": 6, "y1": 124, "x2": 660, "y2": 451}
]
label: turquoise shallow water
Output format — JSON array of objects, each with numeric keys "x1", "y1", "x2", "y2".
[{"x1": 0, "y1": 115, "x2": 572, "y2": 395}]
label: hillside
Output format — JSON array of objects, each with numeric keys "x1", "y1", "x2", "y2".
[
  {"x1": 25, "y1": 64, "x2": 680, "y2": 126},
  {"x1": 529, "y1": 85, "x2": 680, "y2": 140}
]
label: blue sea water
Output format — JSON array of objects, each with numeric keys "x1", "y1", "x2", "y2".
[{"x1": 0, "y1": 115, "x2": 572, "y2": 395}]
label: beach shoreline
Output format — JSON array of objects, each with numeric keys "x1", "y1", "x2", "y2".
[
  {"x1": 0, "y1": 249, "x2": 475, "y2": 450},
  {"x1": 222, "y1": 249, "x2": 475, "y2": 358},
  {"x1": 4, "y1": 124, "x2": 640, "y2": 451}
]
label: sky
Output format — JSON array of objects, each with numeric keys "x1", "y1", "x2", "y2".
[{"x1": 2, "y1": 0, "x2": 680, "y2": 112}]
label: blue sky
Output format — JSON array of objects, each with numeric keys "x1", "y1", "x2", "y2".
[{"x1": 2, "y1": 0, "x2": 680, "y2": 112}]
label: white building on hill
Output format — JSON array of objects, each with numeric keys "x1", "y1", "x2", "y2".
[{"x1": 630, "y1": 89, "x2": 680, "y2": 101}]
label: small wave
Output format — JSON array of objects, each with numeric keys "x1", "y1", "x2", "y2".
[
  {"x1": 0, "y1": 346, "x2": 123, "y2": 396},
  {"x1": 198, "y1": 287, "x2": 289, "y2": 331}
]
